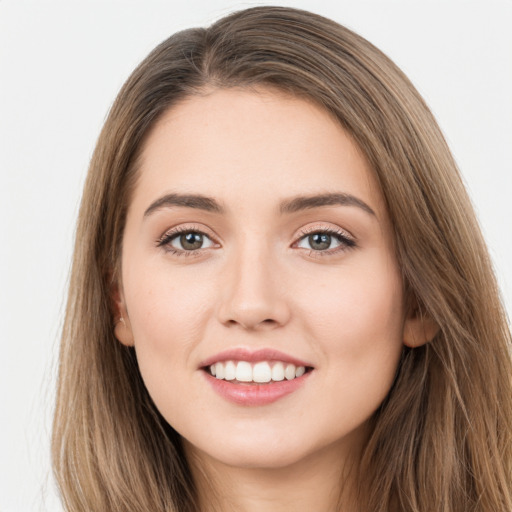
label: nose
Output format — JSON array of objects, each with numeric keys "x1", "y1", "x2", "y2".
[{"x1": 216, "y1": 241, "x2": 291, "y2": 331}]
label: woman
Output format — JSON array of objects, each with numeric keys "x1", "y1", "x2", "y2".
[{"x1": 52, "y1": 6, "x2": 512, "y2": 511}]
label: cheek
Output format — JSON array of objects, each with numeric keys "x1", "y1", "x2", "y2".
[
  {"x1": 123, "y1": 261, "x2": 215, "y2": 376},
  {"x1": 296, "y1": 253, "x2": 404, "y2": 375},
  {"x1": 122, "y1": 262, "x2": 219, "y2": 423}
]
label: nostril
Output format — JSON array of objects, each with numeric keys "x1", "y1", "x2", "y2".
[{"x1": 224, "y1": 318, "x2": 279, "y2": 329}]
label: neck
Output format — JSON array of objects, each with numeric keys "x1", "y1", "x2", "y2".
[{"x1": 185, "y1": 437, "x2": 363, "y2": 512}]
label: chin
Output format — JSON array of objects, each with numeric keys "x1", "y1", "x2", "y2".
[
  {"x1": 220, "y1": 445, "x2": 307, "y2": 470},
  {"x1": 183, "y1": 420, "x2": 358, "y2": 472},
  {"x1": 181, "y1": 423, "x2": 308, "y2": 468}
]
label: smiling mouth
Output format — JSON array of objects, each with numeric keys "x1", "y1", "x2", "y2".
[{"x1": 204, "y1": 360, "x2": 313, "y2": 384}]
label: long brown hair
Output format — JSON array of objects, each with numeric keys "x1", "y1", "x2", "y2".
[{"x1": 52, "y1": 6, "x2": 512, "y2": 511}]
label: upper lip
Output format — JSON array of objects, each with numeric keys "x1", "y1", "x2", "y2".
[{"x1": 199, "y1": 348, "x2": 313, "y2": 369}]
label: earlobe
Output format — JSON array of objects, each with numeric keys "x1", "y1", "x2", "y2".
[
  {"x1": 403, "y1": 311, "x2": 439, "y2": 348},
  {"x1": 111, "y1": 279, "x2": 135, "y2": 347},
  {"x1": 114, "y1": 314, "x2": 135, "y2": 347}
]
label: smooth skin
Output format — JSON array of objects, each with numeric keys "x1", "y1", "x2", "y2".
[{"x1": 114, "y1": 88, "x2": 434, "y2": 512}]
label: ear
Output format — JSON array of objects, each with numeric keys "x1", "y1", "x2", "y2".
[
  {"x1": 403, "y1": 306, "x2": 439, "y2": 348},
  {"x1": 111, "y1": 279, "x2": 135, "y2": 347}
]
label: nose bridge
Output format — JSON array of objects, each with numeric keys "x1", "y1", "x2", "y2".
[{"x1": 217, "y1": 233, "x2": 290, "y2": 329}]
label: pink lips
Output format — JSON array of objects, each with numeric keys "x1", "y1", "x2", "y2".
[
  {"x1": 200, "y1": 348, "x2": 313, "y2": 406},
  {"x1": 199, "y1": 348, "x2": 311, "y2": 368}
]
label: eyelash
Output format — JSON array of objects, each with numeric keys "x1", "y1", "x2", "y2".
[
  {"x1": 156, "y1": 225, "x2": 217, "y2": 257},
  {"x1": 156, "y1": 225, "x2": 357, "y2": 258},
  {"x1": 291, "y1": 226, "x2": 356, "y2": 260}
]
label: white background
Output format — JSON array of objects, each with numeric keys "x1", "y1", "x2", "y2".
[{"x1": 1, "y1": 1, "x2": 511, "y2": 510}]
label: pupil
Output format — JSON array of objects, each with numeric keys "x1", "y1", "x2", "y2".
[
  {"x1": 309, "y1": 233, "x2": 331, "y2": 250},
  {"x1": 181, "y1": 232, "x2": 203, "y2": 250}
]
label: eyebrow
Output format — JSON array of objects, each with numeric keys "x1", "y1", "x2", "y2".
[
  {"x1": 143, "y1": 191, "x2": 375, "y2": 218},
  {"x1": 279, "y1": 193, "x2": 375, "y2": 216},
  {"x1": 144, "y1": 193, "x2": 225, "y2": 217}
]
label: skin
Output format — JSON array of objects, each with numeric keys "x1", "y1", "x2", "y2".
[{"x1": 114, "y1": 88, "x2": 430, "y2": 512}]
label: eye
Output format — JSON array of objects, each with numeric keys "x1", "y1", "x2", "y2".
[
  {"x1": 295, "y1": 228, "x2": 356, "y2": 254},
  {"x1": 157, "y1": 228, "x2": 216, "y2": 253}
]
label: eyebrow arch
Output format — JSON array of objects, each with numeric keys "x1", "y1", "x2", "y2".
[
  {"x1": 279, "y1": 193, "x2": 376, "y2": 216},
  {"x1": 144, "y1": 192, "x2": 375, "y2": 218},
  {"x1": 144, "y1": 193, "x2": 225, "y2": 217}
]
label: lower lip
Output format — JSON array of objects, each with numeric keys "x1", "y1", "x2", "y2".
[{"x1": 203, "y1": 371, "x2": 311, "y2": 406}]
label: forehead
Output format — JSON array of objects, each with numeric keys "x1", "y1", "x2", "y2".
[{"x1": 132, "y1": 87, "x2": 385, "y2": 218}]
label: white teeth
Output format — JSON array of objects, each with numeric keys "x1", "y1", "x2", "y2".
[
  {"x1": 236, "y1": 361, "x2": 253, "y2": 382},
  {"x1": 207, "y1": 360, "x2": 309, "y2": 383},
  {"x1": 295, "y1": 366, "x2": 305, "y2": 377},
  {"x1": 224, "y1": 360, "x2": 236, "y2": 381},
  {"x1": 285, "y1": 363, "x2": 296, "y2": 380},
  {"x1": 253, "y1": 362, "x2": 272, "y2": 383},
  {"x1": 271, "y1": 362, "x2": 285, "y2": 381},
  {"x1": 215, "y1": 362, "x2": 225, "y2": 379}
]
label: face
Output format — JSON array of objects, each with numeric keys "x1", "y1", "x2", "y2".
[{"x1": 115, "y1": 88, "x2": 424, "y2": 470}]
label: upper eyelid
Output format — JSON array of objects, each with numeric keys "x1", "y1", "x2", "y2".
[
  {"x1": 158, "y1": 223, "x2": 218, "y2": 239},
  {"x1": 293, "y1": 223, "x2": 355, "y2": 241}
]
